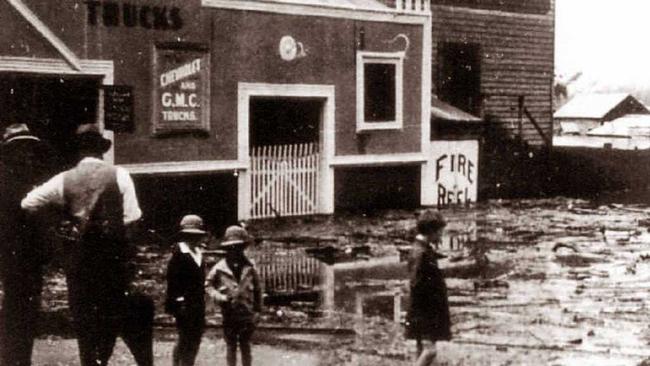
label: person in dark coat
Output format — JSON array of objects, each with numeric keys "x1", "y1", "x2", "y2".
[
  {"x1": 165, "y1": 214, "x2": 209, "y2": 366},
  {"x1": 21, "y1": 123, "x2": 153, "y2": 366},
  {"x1": 406, "y1": 209, "x2": 451, "y2": 366},
  {"x1": 206, "y1": 225, "x2": 262, "y2": 366},
  {"x1": 0, "y1": 123, "x2": 56, "y2": 366}
]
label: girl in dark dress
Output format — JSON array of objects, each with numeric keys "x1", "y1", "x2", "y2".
[{"x1": 406, "y1": 209, "x2": 451, "y2": 365}]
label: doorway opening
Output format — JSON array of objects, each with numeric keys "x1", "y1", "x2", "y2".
[
  {"x1": 0, "y1": 74, "x2": 101, "y2": 169},
  {"x1": 249, "y1": 97, "x2": 321, "y2": 147},
  {"x1": 248, "y1": 97, "x2": 323, "y2": 219}
]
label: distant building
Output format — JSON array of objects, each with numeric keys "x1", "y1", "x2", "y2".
[
  {"x1": 553, "y1": 93, "x2": 649, "y2": 136},
  {"x1": 554, "y1": 114, "x2": 650, "y2": 150}
]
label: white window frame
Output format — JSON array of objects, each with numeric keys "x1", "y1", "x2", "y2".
[{"x1": 356, "y1": 51, "x2": 404, "y2": 132}]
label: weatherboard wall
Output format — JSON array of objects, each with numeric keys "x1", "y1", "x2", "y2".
[{"x1": 432, "y1": 0, "x2": 555, "y2": 145}]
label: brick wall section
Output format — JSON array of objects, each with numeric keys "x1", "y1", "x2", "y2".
[{"x1": 432, "y1": 1, "x2": 555, "y2": 145}]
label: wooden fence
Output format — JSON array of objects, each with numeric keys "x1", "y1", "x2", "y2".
[
  {"x1": 251, "y1": 248, "x2": 322, "y2": 295},
  {"x1": 250, "y1": 143, "x2": 319, "y2": 219}
]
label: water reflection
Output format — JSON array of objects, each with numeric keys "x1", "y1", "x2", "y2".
[{"x1": 331, "y1": 221, "x2": 479, "y2": 321}]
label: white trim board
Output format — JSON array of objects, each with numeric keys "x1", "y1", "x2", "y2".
[
  {"x1": 420, "y1": 16, "x2": 433, "y2": 206},
  {"x1": 0, "y1": 57, "x2": 114, "y2": 80},
  {"x1": 202, "y1": 0, "x2": 430, "y2": 24},
  {"x1": 431, "y1": 5, "x2": 553, "y2": 20},
  {"x1": 237, "y1": 82, "x2": 336, "y2": 219},
  {"x1": 330, "y1": 153, "x2": 426, "y2": 167},
  {"x1": 121, "y1": 160, "x2": 248, "y2": 175}
]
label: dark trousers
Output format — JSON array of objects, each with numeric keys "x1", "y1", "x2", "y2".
[
  {"x1": 63, "y1": 232, "x2": 153, "y2": 366},
  {"x1": 0, "y1": 266, "x2": 42, "y2": 366},
  {"x1": 173, "y1": 313, "x2": 204, "y2": 366},
  {"x1": 223, "y1": 321, "x2": 254, "y2": 366},
  {"x1": 68, "y1": 281, "x2": 154, "y2": 366}
]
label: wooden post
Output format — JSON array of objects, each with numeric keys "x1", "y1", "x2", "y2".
[
  {"x1": 319, "y1": 263, "x2": 335, "y2": 313},
  {"x1": 518, "y1": 95, "x2": 525, "y2": 140},
  {"x1": 355, "y1": 292, "x2": 364, "y2": 318},
  {"x1": 393, "y1": 290, "x2": 402, "y2": 324}
]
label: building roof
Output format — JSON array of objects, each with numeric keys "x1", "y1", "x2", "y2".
[
  {"x1": 587, "y1": 114, "x2": 650, "y2": 138},
  {"x1": 554, "y1": 93, "x2": 633, "y2": 119},
  {"x1": 265, "y1": 0, "x2": 390, "y2": 10},
  {"x1": 559, "y1": 122, "x2": 581, "y2": 135},
  {"x1": 431, "y1": 97, "x2": 482, "y2": 122}
]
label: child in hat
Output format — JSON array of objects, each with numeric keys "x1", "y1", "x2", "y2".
[
  {"x1": 206, "y1": 225, "x2": 262, "y2": 366},
  {"x1": 165, "y1": 214, "x2": 209, "y2": 366},
  {"x1": 406, "y1": 209, "x2": 451, "y2": 366}
]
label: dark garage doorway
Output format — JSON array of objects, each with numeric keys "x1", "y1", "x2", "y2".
[
  {"x1": 135, "y1": 173, "x2": 238, "y2": 244},
  {"x1": 0, "y1": 74, "x2": 101, "y2": 169},
  {"x1": 249, "y1": 97, "x2": 321, "y2": 147},
  {"x1": 335, "y1": 165, "x2": 421, "y2": 213}
]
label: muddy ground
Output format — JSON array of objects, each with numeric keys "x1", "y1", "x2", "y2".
[{"x1": 24, "y1": 197, "x2": 650, "y2": 365}]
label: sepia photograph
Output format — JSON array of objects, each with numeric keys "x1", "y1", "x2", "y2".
[{"x1": 1, "y1": 0, "x2": 650, "y2": 365}]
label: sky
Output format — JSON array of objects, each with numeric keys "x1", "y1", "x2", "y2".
[{"x1": 555, "y1": 0, "x2": 650, "y2": 84}]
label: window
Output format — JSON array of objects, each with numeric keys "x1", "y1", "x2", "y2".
[
  {"x1": 437, "y1": 43, "x2": 481, "y2": 116},
  {"x1": 356, "y1": 51, "x2": 404, "y2": 132}
]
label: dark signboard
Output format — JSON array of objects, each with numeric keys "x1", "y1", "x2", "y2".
[
  {"x1": 103, "y1": 85, "x2": 134, "y2": 132},
  {"x1": 152, "y1": 43, "x2": 210, "y2": 135}
]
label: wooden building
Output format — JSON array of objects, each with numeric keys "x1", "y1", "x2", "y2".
[
  {"x1": 554, "y1": 93, "x2": 649, "y2": 136},
  {"x1": 0, "y1": 0, "x2": 433, "y2": 229},
  {"x1": 0, "y1": 0, "x2": 558, "y2": 227},
  {"x1": 431, "y1": 0, "x2": 555, "y2": 146}
]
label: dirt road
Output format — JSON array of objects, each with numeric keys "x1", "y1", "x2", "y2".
[
  {"x1": 32, "y1": 337, "x2": 320, "y2": 366},
  {"x1": 25, "y1": 198, "x2": 650, "y2": 365}
]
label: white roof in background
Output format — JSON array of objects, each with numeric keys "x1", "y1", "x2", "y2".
[
  {"x1": 587, "y1": 114, "x2": 650, "y2": 137},
  {"x1": 261, "y1": 0, "x2": 389, "y2": 10},
  {"x1": 554, "y1": 93, "x2": 632, "y2": 119},
  {"x1": 559, "y1": 122, "x2": 581, "y2": 135}
]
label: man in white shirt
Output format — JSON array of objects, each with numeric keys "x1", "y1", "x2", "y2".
[{"x1": 21, "y1": 124, "x2": 152, "y2": 366}]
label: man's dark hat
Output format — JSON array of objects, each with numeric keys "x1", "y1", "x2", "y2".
[
  {"x1": 75, "y1": 124, "x2": 111, "y2": 153},
  {"x1": 2, "y1": 123, "x2": 40, "y2": 144}
]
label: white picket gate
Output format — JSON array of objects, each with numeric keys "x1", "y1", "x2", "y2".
[{"x1": 250, "y1": 143, "x2": 319, "y2": 219}]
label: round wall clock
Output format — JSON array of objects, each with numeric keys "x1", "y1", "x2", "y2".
[{"x1": 279, "y1": 35, "x2": 298, "y2": 61}]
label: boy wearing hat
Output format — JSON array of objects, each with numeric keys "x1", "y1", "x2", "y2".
[
  {"x1": 406, "y1": 209, "x2": 451, "y2": 366},
  {"x1": 206, "y1": 225, "x2": 262, "y2": 366},
  {"x1": 165, "y1": 214, "x2": 210, "y2": 366}
]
